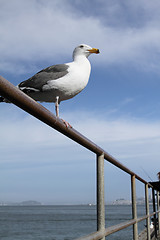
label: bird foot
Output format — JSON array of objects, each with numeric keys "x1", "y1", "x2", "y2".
[{"x1": 61, "y1": 119, "x2": 72, "y2": 128}]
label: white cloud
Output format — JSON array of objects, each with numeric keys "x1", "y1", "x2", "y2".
[
  {"x1": 1, "y1": 106, "x2": 160, "y2": 173},
  {"x1": 1, "y1": 0, "x2": 160, "y2": 75},
  {"x1": 0, "y1": 0, "x2": 103, "y2": 72},
  {"x1": 1, "y1": 106, "x2": 160, "y2": 147},
  {"x1": 0, "y1": 110, "x2": 69, "y2": 149}
]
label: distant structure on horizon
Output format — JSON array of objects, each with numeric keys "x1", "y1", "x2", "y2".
[
  {"x1": 111, "y1": 198, "x2": 131, "y2": 205},
  {"x1": 0, "y1": 200, "x2": 42, "y2": 206},
  {"x1": 111, "y1": 197, "x2": 151, "y2": 205}
]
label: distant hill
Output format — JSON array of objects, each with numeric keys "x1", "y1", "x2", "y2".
[{"x1": 19, "y1": 200, "x2": 42, "y2": 206}]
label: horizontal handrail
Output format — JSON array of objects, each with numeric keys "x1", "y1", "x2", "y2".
[
  {"x1": 136, "y1": 211, "x2": 160, "y2": 224},
  {"x1": 0, "y1": 76, "x2": 153, "y2": 187},
  {"x1": 75, "y1": 219, "x2": 137, "y2": 240},
  {"x1": 75, "y1": 211, "x2": 160, "y2": 240}
]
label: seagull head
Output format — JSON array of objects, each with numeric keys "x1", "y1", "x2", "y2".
[{"x1": 73, "y1": 44, "x2": 100, "y2": 60}]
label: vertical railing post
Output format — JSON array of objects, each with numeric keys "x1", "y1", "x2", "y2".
[
  {"x1": 131, "y1": 175, "x2": 138, "y2": 240},
  {"x1": 157, "y1": 191, "x2": 160, "y2": 234},
  {"x1": 152, "y1": 188, "x2": 157, "y2": 238},
  {"x1": 145, "y1": 184, "x2": 151, "y2": 240},
  {"x1": 97, "y1": 153, "x2": 105, "y2": 240}
]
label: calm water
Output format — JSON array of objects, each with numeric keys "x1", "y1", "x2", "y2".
[{"x1": 0, "y1": 205, "x2": 150, "y2": 240}]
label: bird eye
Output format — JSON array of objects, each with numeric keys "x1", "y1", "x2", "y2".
[{"x1": 79, "y1": 45, "x2": 84, "y2": 48}]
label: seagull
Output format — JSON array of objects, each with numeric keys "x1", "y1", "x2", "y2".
[{"x1": 0, "y1": 44, "x2": 99, "y2": 125}]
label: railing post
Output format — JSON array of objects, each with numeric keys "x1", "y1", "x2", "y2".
[
  {"x1": 157, "y1": 191, "x2": 160, "y2": 234},
  {"x1": 97, "y1": 153, "x2": 105, "y2": 240},
  {"x1": 145, "y1": 184, "x2": 151, "y2": 240},
  {"x1": 152, "y1": 188, "x2": 157, "y2": 238},
  {"x1": 131, "y1": 175, "x2": 138, "y2": 240}
]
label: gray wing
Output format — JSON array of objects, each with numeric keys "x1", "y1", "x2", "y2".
[{"x1": 18, "y1": 64, "x2": 69, "y2": 92}]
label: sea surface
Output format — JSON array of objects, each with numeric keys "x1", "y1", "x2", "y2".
[{"x1": 0, "y1": 204, "x2": 151, "y2": 240}]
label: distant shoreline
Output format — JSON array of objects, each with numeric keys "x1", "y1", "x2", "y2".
[{"x1": 0, "y1": 202, "x2": 149, "y2": 206}]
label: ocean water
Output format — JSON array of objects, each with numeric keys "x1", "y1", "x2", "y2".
[{"x1": 0, "y1": 205, "x2": 150, "y2": 240}]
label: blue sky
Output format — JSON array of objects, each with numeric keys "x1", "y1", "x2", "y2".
[{"x1": 0, "y1": 0, "x2": 160, "y2": 204}]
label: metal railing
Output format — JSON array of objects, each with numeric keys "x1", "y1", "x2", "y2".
[{"x1": 0, "y1": 75, "x2": 160, "y2": 240}]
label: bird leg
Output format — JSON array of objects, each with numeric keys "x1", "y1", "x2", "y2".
[
  {"x1": 55, "y1": 96, "x2": 72, "y2": 128},
  {"x1": 55, "y1": 96, "x2": 59, "y2": 117}
]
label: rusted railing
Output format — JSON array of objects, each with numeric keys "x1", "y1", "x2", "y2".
[{"x1": 0, "y1": 76, "x2": 160, "y2": 240}]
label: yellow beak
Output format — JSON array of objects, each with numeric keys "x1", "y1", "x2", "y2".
[{"x1": 88, "y1": 48, "x2": 100, "y2": 54}]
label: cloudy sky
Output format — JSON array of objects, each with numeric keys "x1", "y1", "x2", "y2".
[{"x1": 0, "y1": 0, "x2": 160, "y2": 204}]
